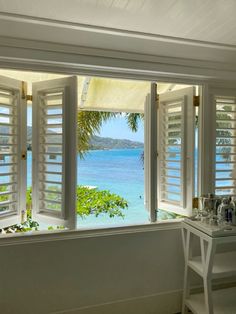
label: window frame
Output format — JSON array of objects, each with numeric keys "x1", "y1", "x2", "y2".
[{"x1": 0, "y1": 56, "x2": 214, "y2": 241}]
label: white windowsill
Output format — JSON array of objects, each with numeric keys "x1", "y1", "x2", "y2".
[{"x1": 0, "y1": 219, "x2": 183, "y2": 246}]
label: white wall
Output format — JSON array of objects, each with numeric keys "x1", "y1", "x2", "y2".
[{"x1": 0, "y1": 227, "x2": 184, "y2": 314}]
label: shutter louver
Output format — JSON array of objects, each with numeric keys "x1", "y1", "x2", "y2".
[
  {"x1": 38, "y1": 91, "x2": 64, "y2": 215},
  {"x1": 0, "y1": 76, "x2": 26, "y2": 229},
  {"x1": 215, "y1": 96, "x2": 236, "y2": 196},
  {"x1": 159, "y1": 98, "x2": 185, "y2": 208},
  {"x1": 32, "y1": 77, "x2": 77, "y2": 229},
  {"x1": 158, "y1": 87, "x2": 195, "y2": 217},
  {"x1": 0, "y1": 90, "x2": 18, "y2": 215}
]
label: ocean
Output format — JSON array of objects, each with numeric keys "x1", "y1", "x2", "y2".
[
  {"x1": 27, "y1": 149, "x2": 150, "y2": 228},
  {"x1": 3, "y1": 148, "x2": 232, "y2": 229}
]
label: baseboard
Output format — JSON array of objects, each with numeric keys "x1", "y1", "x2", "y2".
[{"x1": 52, "y1": 289, "x2": 182, "y2": 314}]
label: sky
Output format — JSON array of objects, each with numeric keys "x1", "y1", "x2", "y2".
[
  {"x1": 96, "y1": 115, "x2": 144, "y2": 142},
  {"x1": 27, "y1": 107, "x2": 144, "y2": 143}
]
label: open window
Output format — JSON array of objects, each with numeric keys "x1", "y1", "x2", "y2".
[
  {"x1": 157, "y1": 87, "x2": 195, "y2": 217},
  {"x1": 77, "y1": 77, "x2": 150, "y2": 227},
  {"x1": 32, "y1": 76, "x2": 77, "y2": 229},
  {"x1": 0, "y1": 75, "x2": 27, "y2": 228},
  {"x1": 0, "y1": 68, "x2": 200, "y2": 233}
]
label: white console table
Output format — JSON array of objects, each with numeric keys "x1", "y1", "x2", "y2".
[{"x1": 182, "y1": 219, "x2": 236, "y2": 314}]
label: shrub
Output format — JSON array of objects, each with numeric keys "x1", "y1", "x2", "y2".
[{"x1": 77, "y1": 186, "x2": 128, "y2": 218}]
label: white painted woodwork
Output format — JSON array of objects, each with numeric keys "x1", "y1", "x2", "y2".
[
  {"x1": 186, "y1": 287, "x2": 236, "y2": 314},
  {"x1": 144, "y1": 83, "x2": 157, "y2": 222},
  {"x1": 198, "y1": 84, "x2": 215, "y2": 196},
  {"x1": 32, "y1": 76, "x2": 77, "y2": 229},
  {"x1": 210, "y1": 90, "x2": 236, "y2": 197},
  {"x1": 158, "y1": 87, "x2": 195, "y2": 216},
  {"x1": 182, "y1": 221, "x2": 236, "y2": 314},
  {"x1": 188, "y1": 251, "x2": 236, "y2": 279},
  {"x1": 0, "y1": 0, "x2": 236, "y2": 46},
  {"x1": 0, "y1": 7, "x2": 236, "y2": 71},
  {"x1": 0, "y1": 75, "x2": 26, "y2": 229},
  {"x1": 183, "y1": 218, "x2": 236, "y2": 237}
]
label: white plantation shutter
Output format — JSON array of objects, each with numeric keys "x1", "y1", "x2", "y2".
[
  {"x1": 32, "y1": 76, "x2": 77, "y2": 229},
  {"x1": 213, "y1": 95, "x2": 236, "y2": 197},
  {"x1": 144, "y1": 83, "x2": 157, "y2": 222},
  {"x1": 0, "y1": 75, "x2": 26, "y2": 228},
  {"x1": 158, "y1": 87, "x2": 195, "y2": 216}
]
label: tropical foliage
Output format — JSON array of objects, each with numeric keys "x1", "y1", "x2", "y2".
[
  {"x1": 77, "y1": 111, "x2": 143, "y2": 158},
  {"x1": 0, "y1": 186, "x2": 128, "y2": 233},
  {"x1": 0, "y1": 186, "x2": 8, "y2": 202},
  {"x1": 1, "y1": 109, "x2": 143, "y2": 232},
  {"x1": 77, "y1": 186, "x2": 128, "y2": 218}
]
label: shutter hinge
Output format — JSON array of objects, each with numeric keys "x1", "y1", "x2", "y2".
[
  {"x1": 21, "y1": 81, "x2": 32, "y2": 101},
  {"x1": 156, "y1": 94, "x2": 159, "y2": 109},
  {"x1": 21, "y1": 81, "x2": 27, "y2": 100},
  {"x1": 193, "y1": 95, "x2": 200, "y2": 107}
]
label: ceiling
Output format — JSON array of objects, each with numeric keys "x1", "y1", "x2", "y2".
[
  {"x1": 0, "y1": 0, "x2": 236, "y2": 46},
  {"x1": 0, "y1": 0, "x2": 236, "y2": 71}
]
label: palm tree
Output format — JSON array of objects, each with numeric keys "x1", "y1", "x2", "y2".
[{"x1": 77, "y1": 111, "x2": 143, "y2": 158}]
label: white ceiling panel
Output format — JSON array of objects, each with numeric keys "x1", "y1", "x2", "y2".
[{"x1": 0, "y1": 0, "x2": 236, "y2": 45}]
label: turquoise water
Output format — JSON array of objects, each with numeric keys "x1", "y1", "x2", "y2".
[
  {"x1": 26, "y1": 149, "x2": 149, "y2": 228},
  {"x1": 77, "y1": 148, "x2": 149, "y2": 227},
  {"x1": 6, "y1": 147, "x2": 230, "y2": 229}
]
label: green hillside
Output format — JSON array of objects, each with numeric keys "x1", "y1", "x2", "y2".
[
  {"x1": 27, "y1": 126, "x2": 143, "y2": 150},
  {"x1": 0, "y1": 126, "x2": 143, "y2": 150},
  {"x1": 89, "y1": 135, "x2": 143, "y2": 150}
]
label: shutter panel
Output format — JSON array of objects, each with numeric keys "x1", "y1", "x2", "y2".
[
  {"x1": 158, "y1": 87, "x2": 195, "y2": 216},
  {"x1": 0, "y1": 75, "x2": 26, "y2": 228},
  {"x1": 214, "y1": 95, "x2": 236, "y2": 196},
  {"x1": 144, "y1": 83, "x2": 157, "y2": 222},
  {"x1": 32, "y1": 76, "x2": 77, "y2": 229}
]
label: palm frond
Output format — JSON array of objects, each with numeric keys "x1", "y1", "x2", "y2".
[
  {"x1": 125, "y1": 113, "x2": 143, "y2": 132},
  {"x1": 77, "y1": 111, "x2": 117, "y2": 158},
  {"x1": 77, "y1": 111, "x2": 143, "y2": 158}
]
